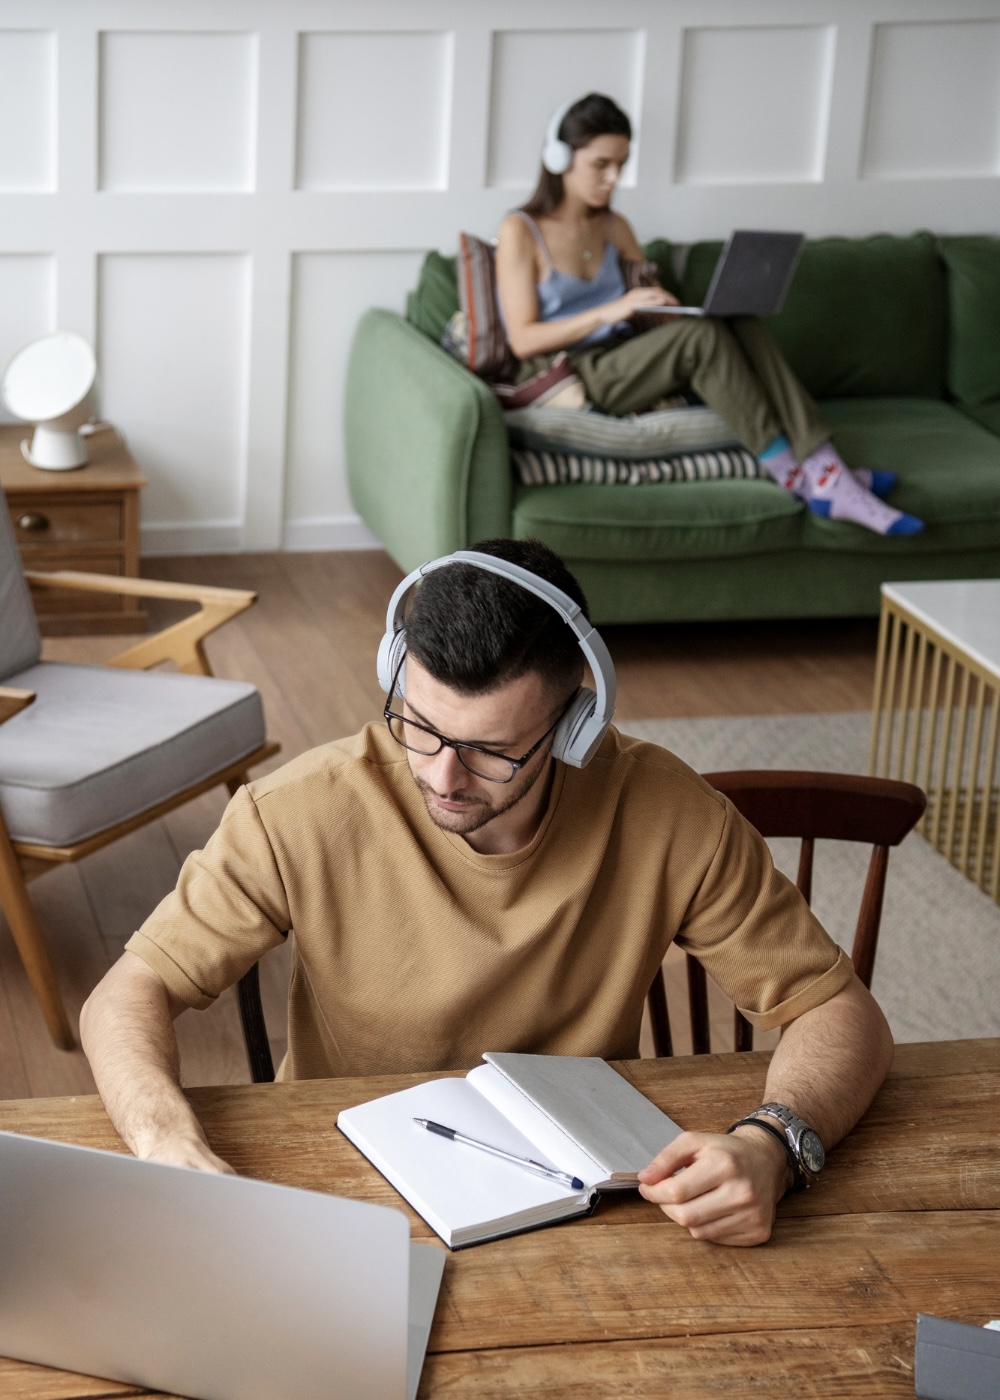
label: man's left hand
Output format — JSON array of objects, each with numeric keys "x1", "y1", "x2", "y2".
[{"x1": 637, "y1": 1127, "x2": 793, "y2": 1246}]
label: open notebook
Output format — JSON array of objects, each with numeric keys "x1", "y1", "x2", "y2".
[{"x1": 338, "y1": 1053, "x2": 683, "y2": 1248}]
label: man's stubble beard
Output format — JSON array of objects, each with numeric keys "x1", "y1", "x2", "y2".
[{"x1": 413, "y1": 753, "x2": 551, "y2": 836}]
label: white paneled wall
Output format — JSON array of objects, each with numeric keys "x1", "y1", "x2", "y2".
[
  {"x1": 675, "y1": 27, "x2": 837, "y2": 184},
  {"x1": 97, "y1": 255, "x2": 251, "y2": 545},
  {"x1": 0, "y1": 1, "x2": 998, "y2": 556}
]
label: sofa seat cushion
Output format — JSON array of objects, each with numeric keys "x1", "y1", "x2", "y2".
[
  {"x1": 513, "y1": 476, "x2": 804, "y2": 562},
  {"x1": 0, "y1": 662, "x2": 265, "y2": 846},
  {"x1": 819, "y1": 399, "x2": 1000, "y2": 543},
  {"x1": 961, "y1": 402, "x2": 1000, "y2": 439},
  {"x1": 513, "y1": 398, "x2": 1000, "y2": 563}
]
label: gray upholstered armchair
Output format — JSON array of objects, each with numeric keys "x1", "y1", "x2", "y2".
[{"x1": 0, "y1": 507, "x2": 278, "y2": 1048}]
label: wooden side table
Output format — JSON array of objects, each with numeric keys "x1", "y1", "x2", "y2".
[
  {"x1": 869, "y1": 580, "x2": 1000, "y2": 904},
  {"x1": 0, "y1": 424, "x2": 148, "y2": 636}
]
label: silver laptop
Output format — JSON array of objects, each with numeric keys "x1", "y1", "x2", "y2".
[
  {"x1": 651, "y1": 229, "x2": 805, "y2": 318},
  {"x1": 0, "y1": 1129, "x2": 445, "y2": 1400}
]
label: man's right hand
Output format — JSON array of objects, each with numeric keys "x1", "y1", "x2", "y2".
[
  {"x1": 81, "y1": 952, "x2": 238, "y2": 1178},
  {"x1": 136, "y1": 1131, "x2": 236, "y2": 1175}
]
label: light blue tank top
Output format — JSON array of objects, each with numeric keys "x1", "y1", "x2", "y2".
[{"x1": 515, "y1": 212, "x2": 629, "y2": 349}]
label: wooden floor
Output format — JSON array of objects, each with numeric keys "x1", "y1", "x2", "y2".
[{"x1": 5, "y1": 550, "x2": 879, "y2": 1100}]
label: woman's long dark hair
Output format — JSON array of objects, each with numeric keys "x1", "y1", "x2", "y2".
[{"x1": 521, "y1": 93, "x2": 632, "y2": 218}]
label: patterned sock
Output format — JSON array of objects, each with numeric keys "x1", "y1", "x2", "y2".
[
  {"x1": 802, "y1": 445, "x2": 923, "y2": 536},
  {"x1": 853, "y1": 469, "x2": 897, "y2": 499},
  {"x1": 758, "y1": 434, "x2": 805, "y2": 495}
]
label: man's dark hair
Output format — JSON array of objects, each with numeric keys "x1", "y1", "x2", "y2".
[
  {"x1": 522, "y1": 93, "x2": 632, "y2": 218},
  {"x1": 404, "y1": 539, "x2": 590, "y2": 698}
]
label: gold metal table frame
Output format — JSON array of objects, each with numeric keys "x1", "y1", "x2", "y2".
[{"x1": 870, "y1": 581, "x2": 1000, "y2": 903}]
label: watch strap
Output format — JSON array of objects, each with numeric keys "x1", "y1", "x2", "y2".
[
  {"x1": 726, "y1": 1115, "x2": 798, "y2": 1184},
  {"x1": 743, "y1": 1104, "x2": 824, "y2": 1187}
]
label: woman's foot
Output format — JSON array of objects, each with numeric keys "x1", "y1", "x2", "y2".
[
  {"x1": 802, "y1": 448, "x2": 923, "y2": 536},
  {"x1": 853, "y1": 469, "x2": 897, "y2": 499},
  {"x1": 758, "y1": 435, "x2": 804, "y2": 492}
]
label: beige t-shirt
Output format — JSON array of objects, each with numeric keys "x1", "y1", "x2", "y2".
[{"x1": 127, "y1": 723, "x2": 852, "y2": 1079}]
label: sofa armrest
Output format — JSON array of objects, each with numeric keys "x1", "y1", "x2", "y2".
[{"x1": 345, "y1": 309, "x2": 511, "y2": 568}]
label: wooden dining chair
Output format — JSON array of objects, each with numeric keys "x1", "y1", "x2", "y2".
[
  {"x1": 0, "y1": 502, "x2": 279, "y2": 1049},
  {"x1": 645, "y1": 770, "x2": 927, "y2": 1058}
]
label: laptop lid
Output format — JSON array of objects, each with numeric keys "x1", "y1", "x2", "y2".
[
  {"x1": 0, "y1": 1129, "x2": 437, "y2": 1400},
  {"x1": 701, "y1": 230, "x2": 805, "y2": 318}
]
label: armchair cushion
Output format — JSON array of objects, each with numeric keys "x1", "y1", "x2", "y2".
[
  {"x1": 0, "y1": 661, "x2": 265, "y2": 846},
  {"x1": 0, "y1": 506, "x2": 42, "y2": 680}
]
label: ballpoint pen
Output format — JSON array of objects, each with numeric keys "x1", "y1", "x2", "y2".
[{"x1": 412, "y1": 1118, "x2": 585, "y2": 1191}]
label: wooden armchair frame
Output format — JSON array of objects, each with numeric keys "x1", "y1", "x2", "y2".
[
  {"x1": 645, "y1": 770, "x2": 927, "y2": 1058},
  {"x1": 1, "y1": 570, "x2": 279, "y2": 1049}
]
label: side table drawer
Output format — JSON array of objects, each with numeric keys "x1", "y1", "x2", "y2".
[
  {"x1": 10, "y1": 499, "x2": 123, "y2": 546},
  {"x1": 26, "y1": 556, "x2": 127, "y2": 615}
]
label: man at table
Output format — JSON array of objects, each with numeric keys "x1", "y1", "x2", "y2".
[{"x1": 81, "y1": 538, "x2": 894, "y2": 1248}]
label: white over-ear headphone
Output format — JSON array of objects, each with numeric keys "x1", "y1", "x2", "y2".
[
  {"x1": 376, "y1": 550, "x2": 617, "y2": 769},
  {"x1": 541, "y1": 99, "x2": 576, "y2": 175}
]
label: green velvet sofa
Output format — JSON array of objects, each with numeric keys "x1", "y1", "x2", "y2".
[{"x1": 345, "y1": 233, "x2": 1000, "y2": 624}]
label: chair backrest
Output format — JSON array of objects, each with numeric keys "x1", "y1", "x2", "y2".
[
  {"x1": 645, "y1": 770, "x2": 927, "y2": 1058},
  {"x1": 237, "y1": 963, "x2": 275, "y2": 1083},
  {"x1": 238, "y1": 768, "x2": 927, "y2": 1079},
  {"x1": 0, "y1": 498, "x2": 42, "y2": 680}
]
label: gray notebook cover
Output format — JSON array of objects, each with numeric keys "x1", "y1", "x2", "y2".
[
  {"x1": 915, "y1": 1314, "x2": 1000, "y2": 1400},
  {"x1": 483, "y1": 1053, "x2": 683, "y2": 1179}
]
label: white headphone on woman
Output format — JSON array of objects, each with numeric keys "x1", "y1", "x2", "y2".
[
  {"x1": 376, "y1": 550, "x2": 617, "y2": 768},
  {"x1": 541, "y1": 98, "x2": 577, "y2": 175}
]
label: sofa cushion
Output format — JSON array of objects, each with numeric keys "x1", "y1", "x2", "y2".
[
  {"x1": 504, "y1": 403, "x2": 737, "y2": 458},
  {"x1": 0, "y1": 502, "x2": 41, "y2": 680},
  {"x1": 0, "y1": 661, "x2": 265, "y2": 845},
  {"x1": 512, "y1": 444, "x2": 758, "y2": 487},
  {"x1": 640, "y1": 239, "x2": 680, "y2": 298},
  {"x1": 407, "y1": 251, "x2": 460, "y2": 343},
  {"x1": 819, "y1": 399, "x2": 1000, "y2": 542},
  {"x1": 513, "y1": 476, "x2": 803, "y2": 562},
  {"x1": 513, "y1": 398, "x2": 1000, "y2": 563},
  {"x1": 681, "y1": 233, "x2": 947, "y2": 401},
  {"x1": 962, "y1": 402, "x2": 1000, "y2": 438},
  {"x1": 940, "y1": 236, "x2": 1000, "y2": 406},
  {"x1": 453, "y1": 233, "x2": 518, "y2": 380}
]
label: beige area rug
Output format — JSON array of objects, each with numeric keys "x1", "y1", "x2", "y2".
[{"x1": 619, "y1": 713, "x2": 1000, "y2": 1045}]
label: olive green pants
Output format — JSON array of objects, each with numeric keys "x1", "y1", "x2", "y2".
[{"x1": 525, "y1": 317, "x2": 831, "y2": 461}]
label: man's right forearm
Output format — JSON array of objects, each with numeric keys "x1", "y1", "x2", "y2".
[{"x1": 80, "y1": 952, "x2": 233, "y2": 1173}]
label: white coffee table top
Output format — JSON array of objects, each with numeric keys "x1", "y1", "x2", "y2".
[{"x1": 882, "y1": 579, "x2": 1000, "y2": 680}]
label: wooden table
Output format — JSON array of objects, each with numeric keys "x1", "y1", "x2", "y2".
[
  {"x1": 0, "y1": 423, "x2": 147, "y2": 636},
  {"x1": 870, "y1": 580, "x2": 1000, "y2": 903},
  {"x1": 0, "y1": 1040, "x2": 996, "y2": 1398}
]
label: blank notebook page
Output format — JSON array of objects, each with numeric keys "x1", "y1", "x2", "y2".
[
  {"x1": 338, "y1": 1078, "x2": 586, "y2": 1239},
  {"x1": 466, "y1": 1065, "x2": 603, "y2": 1184}
]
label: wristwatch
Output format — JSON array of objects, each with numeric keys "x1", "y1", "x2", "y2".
[{"x1": 727, "y1": 1103, "x2": 826, "y2": 1188}]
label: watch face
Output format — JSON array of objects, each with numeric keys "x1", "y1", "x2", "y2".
[{"x1": 800, "y1": 1129, "x2": 825, "y2": 1175}]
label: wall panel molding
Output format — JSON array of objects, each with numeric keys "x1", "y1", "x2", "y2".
[{"x1": 0, "y1": 0, "x2": 996, "y2": 556}]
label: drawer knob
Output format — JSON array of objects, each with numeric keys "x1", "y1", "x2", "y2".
[{"x1": 17, "y1": 512, "x2": 50, "y2": 532}]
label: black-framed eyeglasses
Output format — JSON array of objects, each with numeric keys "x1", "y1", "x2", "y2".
[{"x1": 384, "y1": 663, "x2": 577, "y2": 784}]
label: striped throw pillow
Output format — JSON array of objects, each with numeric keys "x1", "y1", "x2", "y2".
[
  {"x1": 454, "y1": 233, "x2": 517, "y2": 381},
  {"x1": 512, "y1": 446, "x2": 762, "y2": 487}
]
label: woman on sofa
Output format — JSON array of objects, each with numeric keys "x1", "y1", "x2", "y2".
[{"x1": 495, "y1": 93, "x2": 922, "y2": 537}]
